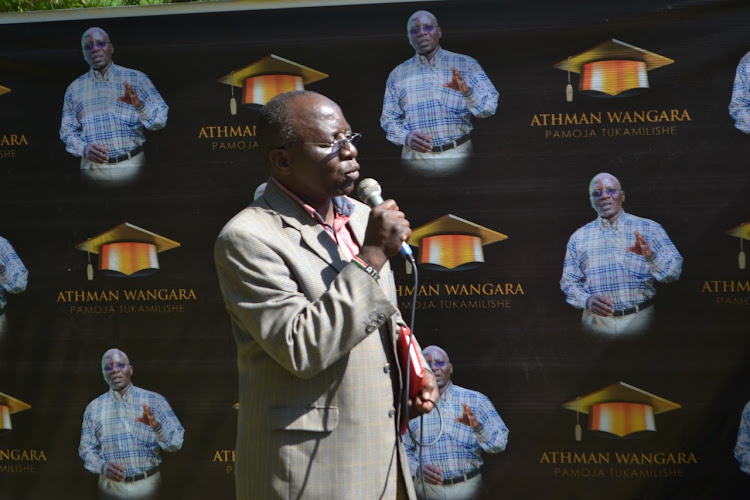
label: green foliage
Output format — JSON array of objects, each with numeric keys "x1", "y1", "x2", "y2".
[{"x1": 0, "y1": 0, "x2": 212, "y2": 12}]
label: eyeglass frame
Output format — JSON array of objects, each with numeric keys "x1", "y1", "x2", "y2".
[
  {"x1": 409, "y1": 24, "x2": 438, "y2": 35},
  {"x1": 83, "y1": 40, "x2": 111, "y2": 52},
  {"x1": 590, "y1": 187, "x2": 620, "y2": 200},
  {"x1": 103, "y1": 362, "x2": 130, "y2": 373},
  {"x1": 274, "y1": 132, "x2": 362, "y2": 152}
]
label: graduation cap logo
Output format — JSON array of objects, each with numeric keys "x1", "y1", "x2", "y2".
[
  {"x1": 726, "y1": 222, "x2": 749, "y2": 269},
  {"x1": 562, "y1": 381, "x2": 681, "y2": 440},
  {"x1": 0, "y1": 392, "x2": 31, "y2": 435},
  {"x1": 407, "y1": 214, "x2": 507, "y2": 271},
  {"x1": 217, "y1": 54, "x2": 328, "y2": 114},
  {"x1": 0, "y1": 85, "x2": 10, "y2": 97},
  {"x1": 75, "y1": 222, "x2": 180, "y2": 280},
  {"x1": 553, "y1": 39, "x2": 674, "y2": 102}
]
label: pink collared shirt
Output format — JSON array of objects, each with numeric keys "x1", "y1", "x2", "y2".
[{"x1": 270, "y1": 178, "x2": 360, "y2": 261}]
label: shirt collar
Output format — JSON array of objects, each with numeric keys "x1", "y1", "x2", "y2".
[
  {"x1": 270, "y1": 177, "x2": 355, "y2": 223},
  {"x1": 90, "y1": 63, "x2": 116, "y2": 82},
  {"x1": 440, "y1": 381, "x2": 455, "y2": 400},
  {"x1": 110, "y1": 383, "x2": 133, "y2": 401},
  {"x1": 416, "y1": 46, "x2": 443, "y2": 67},
  {"x1": 597, "y1": 210, "x2": 626, "y2": 230}
]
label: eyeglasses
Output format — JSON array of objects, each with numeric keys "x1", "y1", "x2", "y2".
[
  {"x1": 103, "y1": 362, "x2": 129, "y2": 373},
  {"x1": 281, "y1": 133, "x2": 362, "y2": 153},
  {"x1": 409, "y1": 24, "x2": 437, "y2": 35},
  {"x1": 427, "y1": 360, "x2": 448, "y2": 369},
  {"x1": 84, "y1": 41, "x2": 110, "y2": 52},
  {"x1": 591, "y1": 187, "x2": 619, "y2": 199}
]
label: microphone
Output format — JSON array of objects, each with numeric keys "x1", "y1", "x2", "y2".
[{"x1": 357, "y1": 178, "x2": 414, "y2": 260}]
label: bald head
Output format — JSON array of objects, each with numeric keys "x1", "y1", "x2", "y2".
[
  {"x1": 589, "y1": 172, "x2": 625, "y2": 222},
  {"x1": 407, "y1": 10, "x2": 442, "y2": 60},
  {"x1": 81, "y1": 27, "x2": 114, "y2": 74},
  {"x1": 256, "y1": 90, "x2": 332, "y2": 157},
  {"x1": 423, "y1": 345, "x2": 452, "y2": 394},
  {"x1": 101, "y1": 348, "x2": 133, "y2": 395}
]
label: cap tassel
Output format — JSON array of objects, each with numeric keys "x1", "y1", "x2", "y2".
[
  {"x1": 740, "y1": 223, "x2": 746, "y2": 270},
  {"x1": 566, "y1": 57, "x2": 574, "y2": 103},
  {"x1": 574, "y1": 397, "x2": 582, "y2": 441},
  {"x1": 229, "y1": 71, "x2": 238, "y2": 116},
  {"x1": 86, "y1": 248, "x2": 94, "y2": 281}
]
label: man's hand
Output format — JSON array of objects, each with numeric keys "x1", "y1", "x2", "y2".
[
  {"x1": 455, "y1": 402, "x2": 481, "y2": 430},
  {"x1": 421, "y1": 464, "x2": 444, "y2": 485},
  {"x1": 406, "y1": 131, "x2": 433, "y2": 153},
  {"x1": 626, "y1": 231, "x2": 653, "y2": 259},
  {"x1": 102, "y1": 461, "x2": 127, "y2": 482},
  {"x1": 443, "y1": 67, "x2": 471, "y2": 94},
  {"x1": 84, "y1": 144, "x2": 109, "y2": 164},
  {"x1": 409, "y1": 369, "x2": 438, "y2": 418},
  {"x1": 359, "y1": 200, "x2": 411, "y2": 272},
  {"x1": 118, "y1": 82, "x2": 142, "y2": 108},
  {"x1": 135, "y1": 403, "x2": 159, "y2": 430},
  {"x1": 587, "y1": 294, "x2": 614, "y2": 317}
]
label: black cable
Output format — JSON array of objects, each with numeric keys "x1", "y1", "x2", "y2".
[{"x1": 400, "y1": 253, "x2": 443, "y2": 500}]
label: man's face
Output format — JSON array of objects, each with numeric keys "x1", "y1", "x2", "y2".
[
  {"x1": 280, "y1": 94, "x2": 360, "y2": 206},
  {"x1": 101, "y1": 350, "x2": 132, "y2": 393},
  {"x1": 424, "y1": 348, "x2": 452, "y2": 391},
  {"x1": 407, "y1": 12, "x2": 441, "y2": 58},
  {"x1": 82, "y1": 29, "x2": 113, "y2": 72},
  {"x1": 589, "y1": 174, "x2": 625, "y2": 221}
]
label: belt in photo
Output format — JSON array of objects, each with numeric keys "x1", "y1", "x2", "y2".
[
  {"x1": 442, "y1": 468, "x2": 480, "y2": 486},
  {"x1": 431, "y1": 134, "x2": 470, "y2": 153},
  {"x1": 613, "y1": 299, "x2": 654, "y2": 317},
  {"x1": 124, "y1": 465, "x2": 159, "y2": 482},
  {"x1": 108, "y1": 145, "x2": 144, "y2": 164}
]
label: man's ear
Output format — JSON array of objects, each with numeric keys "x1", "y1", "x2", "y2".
[{"x1": 269, "y1": 149, "x2": 291, "y2": 176}]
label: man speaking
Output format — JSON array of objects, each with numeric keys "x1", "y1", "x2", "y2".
[{"x1": 215, "y1": 90, "x2": 437, "y2": 499}]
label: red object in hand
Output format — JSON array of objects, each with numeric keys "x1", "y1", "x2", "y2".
[{"x1": 398, "y1": 325, "x2": 424, "y2": 434}]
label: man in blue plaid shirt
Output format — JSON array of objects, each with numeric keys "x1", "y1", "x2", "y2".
[
  {"x1": 60, "y1": 27, "x2": 168, "y2": 187},
  {"x1": 404, "y1": 345, "x2": 508, "y2": 500},
  {"x1": 560, "y1": 173, "x2": 683, "y2": 337},
  {"x1": 79, "y1": 348, "x2": 184, "y2": 499},
  {"x1": 381, "y1": 10, "x2": 498, "y2": 177},
  {"x1": 729, "y1": 51, "x2": 750, "y2": 134},
  {"x1": 0, "y1": 236, "x2": 28, "y2": 341}
]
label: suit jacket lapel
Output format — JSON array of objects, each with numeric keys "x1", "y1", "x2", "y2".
[{"x1": 261, "y1": 180, "x2": 352, "y2": 273}]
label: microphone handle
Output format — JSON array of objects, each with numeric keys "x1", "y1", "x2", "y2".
[{"x1": 366, "y1": 194, "x2": 414, "y2": 260}]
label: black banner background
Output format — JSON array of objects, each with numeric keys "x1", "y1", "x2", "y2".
[{"x1": 2, "y1": 0, "x2": 750, "y2": 498}]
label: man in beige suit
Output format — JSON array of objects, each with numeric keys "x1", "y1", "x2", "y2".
[{"x1": 215, "y1": 90, "x2": 438, "y2": 499}]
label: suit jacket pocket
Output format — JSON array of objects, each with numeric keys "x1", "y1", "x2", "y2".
[{"x1": 268, "y1": 406, "x2": 339, "y2": 432}]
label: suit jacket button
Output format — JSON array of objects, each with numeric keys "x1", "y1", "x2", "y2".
[
  {"x1": 388, "y1": 409, "x2": 396, "y2": 418},
  {"x1": 383, "y1": 363, "x2": 391, "y2": 373}
]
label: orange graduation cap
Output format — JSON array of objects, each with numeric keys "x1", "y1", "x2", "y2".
[
  {"x1": 75, "y1": 223, "x2": 180, "y2": 279},
  {"x1": 0, "y1": 392, "x2": 31, "y2": 435},
  {"x1": 0, "y1": 85, "x2": 10, "y2": 96},
  {"x1": 726, "y1": 222, "x2": 749, "y2": 269},
  {"x1": 217, "y1": 54, "x2": 328, "y2": 113},
  {"x1": 553, "y1": 39, "x2": 674, "y2": 101},
  {"x1": 562, "y1": 381, "x2": 681, "y2": 440},
  {"x1": 407, "y1": 214, "x2": 507, "y2": 271}
]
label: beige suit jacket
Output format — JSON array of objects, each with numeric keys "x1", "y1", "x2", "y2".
[{"x1": 215, "y1": 180, "x2": 417, "y2": 499}]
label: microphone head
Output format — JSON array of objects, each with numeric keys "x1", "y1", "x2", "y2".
[{"x1": 357, "y1": 178, "x2": 382, "y2": 205}]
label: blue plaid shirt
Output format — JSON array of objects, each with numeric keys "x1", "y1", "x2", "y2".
[
  {"x1": 381, "y1": 47, "x2": 498, "y2": 148},
  {"x1": 730, "y1": 51, "x2": 750, "y2": 134},
  {"x1": 735, "y1": 400, "x2": 750, "y2": 475},
  {"x1": 60, "y1": 63, "x2": 168, "y2": 159},
  {"x1": 560, "y1": 211, "x2": 683, "y2": 311},
  {"x1": 79, "y1": 385, "x2": 184, "y2": 477},
  {"x1": 403, "y1": 382, "x2": 508, "y2": 478},
  {"x1": 0, "y1": 236, "x2": 28, "y2": 310}
]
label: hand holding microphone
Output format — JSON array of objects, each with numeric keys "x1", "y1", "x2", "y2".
[{"x1": 357, "y1": 178, "x2": 415, "y2": 270}]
